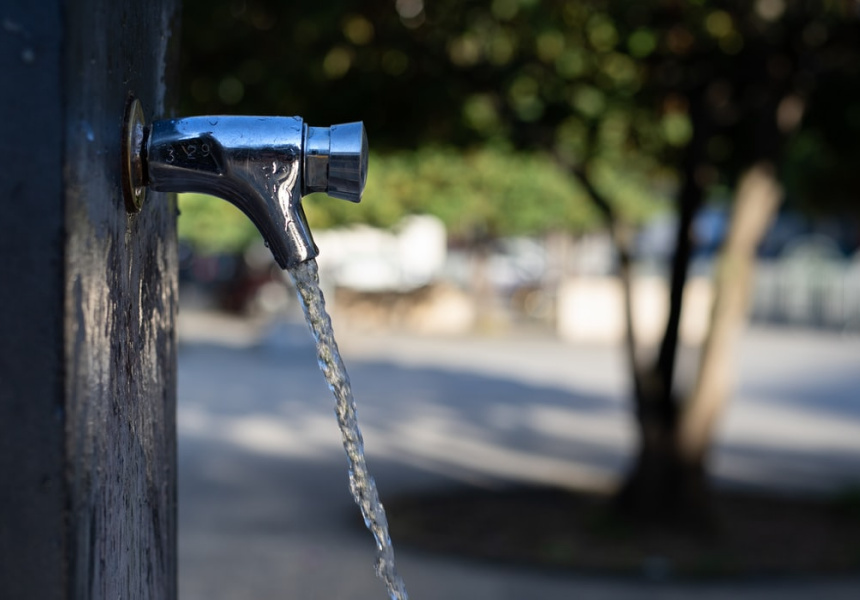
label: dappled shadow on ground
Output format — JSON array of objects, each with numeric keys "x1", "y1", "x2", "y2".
[
  {"x1": 178, "y1": 329, "x2": 860, "y2": 596},
  {"x1": 178, "y1": 338, "x2": 633, "y2": 491},
  {"x1": 385, "y1": 484, "x2": 860, "y2": 578},
  {"x1": 179, "y1": 333, "x2": 860, "y2": 495}
]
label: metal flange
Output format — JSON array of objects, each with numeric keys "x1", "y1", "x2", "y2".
[{"x1": 121, "y1": 96, "x2": 147, "y2": 213}]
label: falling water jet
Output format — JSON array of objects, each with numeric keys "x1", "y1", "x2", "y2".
[{"x1": 290, "y1": 259, "x2": 408, "y2": 600}]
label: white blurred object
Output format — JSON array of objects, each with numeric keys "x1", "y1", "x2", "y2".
[
  {"x1": 313, "y1": 215, "x2": 447, "y2": 292},
  {"x1": 557, "y1": 275, "x2": 713, "y2": 345}
]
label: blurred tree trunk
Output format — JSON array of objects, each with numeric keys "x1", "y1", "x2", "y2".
[
  {"x1": 613, "y1": 164, "x2": 706, "y2": 523},
  {"x1": 613, "y1": 162, "x2": 782, "y2": 524},
  {"x1": 606, "y1": 88, "x2": 711, "y2": 522},
  {"x1": 607, "y1": 31, "x2": 792, "y2": 517},
  {"x1": 679, "y1": 162, "x2": 783, "y2": 465},
  {"x1": 573, "y1": 169, "x2": 643, "y2": 401}
]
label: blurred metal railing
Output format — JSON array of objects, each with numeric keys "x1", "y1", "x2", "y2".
[{"x1": 750, "y1": 236, "x2": 860, "y2": 331}]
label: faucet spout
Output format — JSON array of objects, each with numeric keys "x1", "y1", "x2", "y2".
[{"x1": 127, "y1": 101, "x2": 367, "y2": 269}]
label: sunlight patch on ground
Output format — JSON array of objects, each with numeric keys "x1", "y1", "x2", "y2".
[{"x1": 179, "y1": 405, "x2": 342, "y2": 460}]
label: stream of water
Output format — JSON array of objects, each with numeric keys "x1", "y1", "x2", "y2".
[{"x1": 288, "y1": 258, "x2": 409, "y2": 600}]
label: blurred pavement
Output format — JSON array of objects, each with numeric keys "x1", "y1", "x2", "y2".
[{"x1": 177, "y1": 310, "x2": 860, "y2": 599}]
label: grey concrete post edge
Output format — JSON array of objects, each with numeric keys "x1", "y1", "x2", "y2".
[{"x1": 0, "y1": 1, "x2": 180, "y2": 598}]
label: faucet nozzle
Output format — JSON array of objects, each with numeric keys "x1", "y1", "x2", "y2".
[
  {"x1": 304, "y1": 122, "x2": 368, "y2": 203},
  {"x1": 123, "y1": 98, "x2": 368, "y2": 269}
]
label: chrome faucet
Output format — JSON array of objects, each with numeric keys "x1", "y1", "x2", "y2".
[{"x1": 122, "y1": 98, "x2": 368, "y2": 268}]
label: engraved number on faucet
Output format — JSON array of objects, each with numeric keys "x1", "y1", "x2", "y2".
[{"x1": 166, "y1": 143, "x2": 211, "y2": 164}]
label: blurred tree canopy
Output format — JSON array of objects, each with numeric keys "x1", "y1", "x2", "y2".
[
  {"x1": 177, "y1": 0, "x2": 692, "y2": 251},
  {"x1": 178, "y1": 0, "x2": 860, "y2": 254}
]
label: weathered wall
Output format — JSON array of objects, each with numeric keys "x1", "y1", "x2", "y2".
[
  {"x1": 0, "y1": 3, "x2": 66, "y2": 598},
  {"x1": 0, "y1": 1, "x2": 180, "y2": 598}
]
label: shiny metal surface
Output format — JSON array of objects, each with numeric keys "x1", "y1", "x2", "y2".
[
  {"x1": 303, "y1": 122, "x2": 368, "y2": 202},
  {"x1": 141, "y1": 115, "x2": 367, "y2": 269},
  {"x1": 121, "y1": 97, "x2": 147, "y2": 212}
]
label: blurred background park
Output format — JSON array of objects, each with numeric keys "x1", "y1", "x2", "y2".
[{"x1": 174, "y1": 1, "x2": 860, "y2": 598}]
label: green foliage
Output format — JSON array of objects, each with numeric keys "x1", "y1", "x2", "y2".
[
  {"x1": 177, "y1": 193, "x2": 260, "y2": 254},
  {"x1": 342, "y1": 147, "x2": 667, "y2": 238},
  {"x1": 177, "y1": 146, "x2": 666, "y2": 253},
  {"x1": 344, "y1": 148, "x2": 606, "y2": 239},
  {"x1": 178, "y1": 0, "x2": 677, "y2": 158}
]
